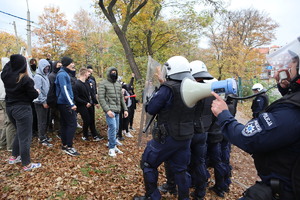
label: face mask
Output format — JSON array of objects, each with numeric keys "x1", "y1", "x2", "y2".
[
  {"x1": 31, "y1": 64, "x2": 37, "y2": 72},
  {"x1": 110, "y1": 73, "x2": 117, "y2": 82}
]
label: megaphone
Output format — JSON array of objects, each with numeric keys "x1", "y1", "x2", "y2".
[{"x1": 181, "y1": 78, "x2": 238, "y2": 107}]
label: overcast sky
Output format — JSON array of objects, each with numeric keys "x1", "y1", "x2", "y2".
[{"x1": 0, "y1": 0, "x2": 299, "y2": 47}]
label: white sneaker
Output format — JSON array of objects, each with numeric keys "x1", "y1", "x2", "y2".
[
  {"x1": 124, "y1": 132, "x2": 134, "y2": 138},
  {"x1": 116, "y1": 138, "x2": 123, "y2": 146},
  {"x1": 108, "y1": 148, "x2": 116, "y2": 157},
  {"x1": 114, "y1": 146, "x2": 123, "y2": 154}
]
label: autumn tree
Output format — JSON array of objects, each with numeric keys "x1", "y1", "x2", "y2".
[
  {"x1": 97, "y1": 0, "x2": 149, "y2": 80},
  {"x1": 0, "y1": 31, "x2": 26, "y2": 58},
  {"x1": 33, "y1": 5, "x2": 68, "y2": 60},
  {"x1": 205, "y1": 8, "x2": 279, "y2": 80}
]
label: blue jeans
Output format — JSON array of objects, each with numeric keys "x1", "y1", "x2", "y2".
[
  {"x1": 6, "y1": 104, "x2": 33, "y2": 166},
  {"x1": 106, "y1": 112, "x2": 119, "y2": 149}
]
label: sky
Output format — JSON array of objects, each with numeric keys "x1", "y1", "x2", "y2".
[{"x1": 0, "y1": 0, "x2": 300, "y2": 48}]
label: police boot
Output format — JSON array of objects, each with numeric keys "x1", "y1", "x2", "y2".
[
  {"x1": 158, "y1": 182, "x2": 178, "y2": 195},
  {"x1": 133, "y1": 196, "x2": 151, "y2": 200},
  {"x1": 190, "y1": 192, "x2": 204, "y2": 200},
  {"x1": 209, "y1": 185, "x2": 225, "y2": 197}
]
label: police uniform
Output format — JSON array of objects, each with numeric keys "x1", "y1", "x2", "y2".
[
  {"x1": 140, "y1": 80, "x2": 195, "y2": 200},
  {"x1": 251, "y1": 93, "x2": 269, "y2": 118},
  {"x1": 216, "y1": 90, "x2": 300, "y2": 200},
  {"x1": 189, "y1": 97, "x2": 213, "y2": 199}
]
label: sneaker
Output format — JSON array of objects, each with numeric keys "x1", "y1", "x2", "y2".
[
  {"x1": 41, "y1": 140, "x2": 53, "y2": 147},
  {"x1": 114, "y1": 146, "x2": 123, "y2": 154},
  {"x1": 93, "y1": 136, "x2": 104, "y2": 141},
  {"x1": 82, "y1": 136, "x2": 89, "y2": 141},
  {"x1": 46, "y1": 137, "x2": 52, "y2": 142},
  {"x1": 23, "y1": 163, "x2": 42, "y2": 171},
  {"x1": 124, "y1": 132, "x2": 134, "y2": 138},
  {"x1": 116, "y1": 138, "x2": 123, "y2": 146},
  {"x1": 64, "y1": 147, "x2": 80, "y2": 156},
  {"x1": 8, "y1": 156, "x2": 21, "y2": 164},
  {"x1": 108, "y1": 148, "x2": 116, "y2": 157},
  {"x1": 77, "y1": 122, "x2": 82, "y2": 128},
  {"x1": 129, "y1": 127, "x2": 136, "y2": 132}
]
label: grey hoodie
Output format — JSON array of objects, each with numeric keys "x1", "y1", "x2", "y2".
[{"x1": 33, "y1": 59, "x2": 50, "y2": 104}]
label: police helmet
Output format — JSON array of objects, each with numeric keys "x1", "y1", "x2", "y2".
[
  {"x1": 164, "y1": 56, "x2": 194, "y2": 81},
  {"x1": 252, "y1": 83, "x2": 263, "y2": 92},
  {"x1": 190, "y1": 60, "x2": 214, "y2": 80}
]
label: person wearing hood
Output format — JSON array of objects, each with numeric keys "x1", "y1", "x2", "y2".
[
  {"x1": 98, "y1": 67, "x2": 128, "y2": 157},
  {"x1": 1, "y1": 54, "x2": 41, "y2": 171},
  {"x1": 33, "y1": 59, "x2": 52, "y2": 147},
  {"x1": 47, "y1": 61, "x2": 62, "y2": 137},
  {"x1": 55, "y1": 56, "x2": 80, "y2": 156}
]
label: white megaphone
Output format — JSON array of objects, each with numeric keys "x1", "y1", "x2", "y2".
[{"x1": 181, "y1": 78, "x2": 238, "y2": 108}]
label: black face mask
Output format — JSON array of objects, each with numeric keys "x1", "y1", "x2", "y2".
[
  {"x1": 31, "y1": 64, "x2": 37, "y2": 72},
  {"x1": 110, "y1": 73, "x2": 118, "y2": 82}
]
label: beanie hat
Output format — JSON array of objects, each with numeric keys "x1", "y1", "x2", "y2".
[
  {"x1": 87, "y1": 65, "x2": 93, "y2": 69},
  {"x1": 10, "y1": 54, "x2": 27, "y2": 73},
  {"x1": 61, "y1": 56, "x2": 73, "y2": 67}
]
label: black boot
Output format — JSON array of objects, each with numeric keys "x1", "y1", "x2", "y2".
[
  {"x1": 133, "y1": 196, "x2": 151, "y2": 200},
  {"x1": 158, "y1": 182, "x2": 177, "y2": 195},
  {"x1": 209, "y1": 185, "x2": 225, "y2": 197}
]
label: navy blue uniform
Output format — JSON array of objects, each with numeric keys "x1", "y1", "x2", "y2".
[
  {"x1": 251, "y1": 94, "x2": 268, "y2": 118},
  {"x1": 141, "y1": 81, "x2": 194, "y2": 200},
  {"x1": 217, "y1": 93, "x2": 300, "y2": 199}
]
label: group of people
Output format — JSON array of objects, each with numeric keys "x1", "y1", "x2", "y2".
[
  {"x1": 0, "y1": 54, "x2": 138, "y2": 171},
  {"x1": 135, "y1": 37, "x2": 300, "y2": 200}
]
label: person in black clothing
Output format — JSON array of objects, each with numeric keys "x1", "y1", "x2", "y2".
[
  {"x1": 127, "y1": 73, "x2": 138, "y2": 131},
  {"x1": 47, "y1": 61, "x2": 62, "y2": 136},
  {"x1": 74, "y1": 67, "x2": 102, "y2": 141},
  {"x1": 87, "y1": 65, "x2": 97, "y2": 95},
  {"x1": 1, "y1": 54, "x2": 41, "y2": 171}
]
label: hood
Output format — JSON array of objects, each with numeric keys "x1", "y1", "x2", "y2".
[
  {"x1": 10, "y1": 54, "x2": 27, "y2": 73},
  {"x1": 52, "y1": 61, "x2": 61, "y2": 73},
  {"x1": 37, "y1": 59, "x2": 50, "y2": 76},
  {"x1": 106, "y1": 67, "x2": 118, "y2": 82}
]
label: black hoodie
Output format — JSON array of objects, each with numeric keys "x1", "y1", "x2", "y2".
[{"x1": 1, "y1": 54, "x2": 38, "y2": 105}]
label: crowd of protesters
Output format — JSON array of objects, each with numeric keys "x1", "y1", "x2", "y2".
[{"x1": 0, "y1": 54, "x2": 138, "y2": 171}]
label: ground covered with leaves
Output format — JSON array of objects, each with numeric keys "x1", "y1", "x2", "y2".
[{"x1": 0, "y1": 103, "x2": 259, "y2": 200}]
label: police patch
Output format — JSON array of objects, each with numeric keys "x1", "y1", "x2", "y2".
[
  {"x1": 259, "y1": 113, "x2": 277, "y2": 130},
  {"x1": 242, "y1": 120, "x2": 262, "y2": 137}
]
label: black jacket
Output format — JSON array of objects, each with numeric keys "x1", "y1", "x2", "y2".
[
  {"x1": 74, "y1": 79, "x2": 98, "y2": 106},
  {"x1": 1, "y1": 57, "x2": 38, "y2": 105}
]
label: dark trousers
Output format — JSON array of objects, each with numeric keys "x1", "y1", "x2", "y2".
[
  {"x1": 6, "y1": 104, "x2": 33, "y2": 166},
  {"x1": 34, "y1": 103, "x2": 49, "y2": 141},
  {"x1": 128, "y1": 106, "x2": 135, "y2": 128},
  {"x1": 77, "y1": 105, "x2": 98, "y2": 138},
  {"x1": 57, "y1": 104, "x2": 77, "y2": 147}
]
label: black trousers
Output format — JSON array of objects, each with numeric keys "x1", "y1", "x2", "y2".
[{"x1": 77, "y1": 105, "x2": 98, "y2": 138}]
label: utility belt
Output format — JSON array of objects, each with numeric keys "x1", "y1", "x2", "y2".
[
  {"x1": 242, "y1": 179, "x2": 287, "y2": 200},
  {"x1": 152, "y1": 122, "x2": 168, "y2": 144}
]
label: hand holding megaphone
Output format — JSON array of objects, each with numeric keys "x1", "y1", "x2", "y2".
[{"x1": 211, "y1": 91, "x2": 228, "y2": 117}]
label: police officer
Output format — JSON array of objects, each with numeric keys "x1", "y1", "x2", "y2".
[
  {"x1": 134, "y1": 56, "x2": 195, "y2": 200},
  {"x1": 158, "y1": 60, "x2": 215, "y2": 199},
  {"x1": 211, "y1": 37, "x2": 300, "y2": 200},
  {"x1": 251, "y1": 83, "x2": 269, "y2": 118}
]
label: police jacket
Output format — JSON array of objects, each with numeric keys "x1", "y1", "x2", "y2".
[
  {"x1": 146, "y1": 80, "x2": 195, "y2": 140},
  {"x1": 251, "y1": 93, "x2": 269, "y2": 118},
  {"x1": 217, "y1": 90, "x2": 300, "y2": 199}
]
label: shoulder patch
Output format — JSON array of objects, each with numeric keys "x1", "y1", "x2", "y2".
[
  {"x1": 242, "y1": 120, "x2": 262, "y2": 137},
  {"x1": 259, "y1": 112, "x2": 277, "y2": 130}
]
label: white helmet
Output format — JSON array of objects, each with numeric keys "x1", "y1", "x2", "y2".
[
  {"x1": 252, "y1": 83, "x2": 263, "y2": 92},
  {"x1": 190, "y1": 60, "x2": 213, "y2": 80},
  {"x1": 163, "y1": 56, "x2": 194, "y2": 81}
]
